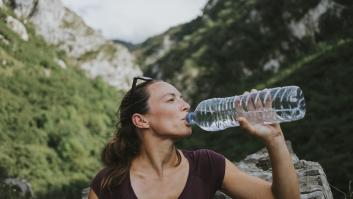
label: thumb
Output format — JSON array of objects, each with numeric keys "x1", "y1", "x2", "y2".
[{"x1": 237, "y1": 117, "x2": 256, "y2": 134}]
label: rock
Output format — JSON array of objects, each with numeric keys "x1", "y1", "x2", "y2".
[
  {"x1": 214, "y1": 191, "x2": 230, "y2": 199},
  {"x1": 217, "y1": 141, "x2": 333, "y2": 199},
  {"x1": 143, "y1": 35, "x2": 175, "y2": 66},
  {"x1": 54, "y1": 58, "x2": 66, "y2": 69},
  {"x1": 263, "y1": 58, "x2": 281, "y2": 73},
  {"x1": 28, "y1": 0, "x2": 105, "y2": 58},
  {"x1": 0, "y1": 34, "x2": 10, "y2": 45},
  {"x1": 1, "y1": 178, "x2": 33, "y2": 198},
  {"x1": 43, "y1": 68, "x2": 51, "y2": 77},
  {"x1": 81, "y1": 141, "x2": 333, "y2": 199},
  {"x1": 81, "y1": 187, "x2": 90, "y2": 199},
  {"x1": 80, "y1": 44, "x2": 142, "y2": 90},
  {"x1": 5, "y1": 16, "x2": 29, "y2": 41},
  {"x1": 13, "y1": 0, "x2": 38, "y2": 18},
  {"x1": 288, "y1": 0, "x2": 341, "y2": 40}
]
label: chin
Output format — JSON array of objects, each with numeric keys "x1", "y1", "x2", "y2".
[
  {"x1": 181, "y1": 128, "x2": 192, "y2": 137},
  {"x1": 171, "y1": 129, "x2": 192, "y2": 140}
]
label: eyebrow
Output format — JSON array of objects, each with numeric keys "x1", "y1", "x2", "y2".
[{"x1": 160, "y1": 93, "x2": 183, "y2": 100}]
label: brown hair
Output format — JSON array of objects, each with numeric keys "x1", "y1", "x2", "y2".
[{"x1": 100, "y1": 79, "x2": 158, "y2": 189}]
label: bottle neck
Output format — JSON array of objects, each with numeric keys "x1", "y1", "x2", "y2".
[{"x1": 186, "y1": 112, "x2": 195, "y2": 125}]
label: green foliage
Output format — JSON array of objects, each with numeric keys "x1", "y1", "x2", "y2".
[
  {"x1": 277, "y1": 39, "x2": 353, "y2": 197},
  {"x1": 0, "y1": 9, "x2": 121, "y2": 199}
]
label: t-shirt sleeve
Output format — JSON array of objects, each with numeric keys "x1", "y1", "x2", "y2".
[{"x1": 196, "y1": 149, "x2": 226, "y2": 191}]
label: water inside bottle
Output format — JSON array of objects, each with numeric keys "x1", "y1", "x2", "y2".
[{"x1": 188, "y1": 86, "x2": 306, "y2": 131}]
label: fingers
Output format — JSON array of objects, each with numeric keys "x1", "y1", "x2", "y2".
[
  {"x1": 243, "y1": 89, "x2": 262, "y2": 109},
  {"x1": 241, "y1": 91, "x2": 250, "y2": 112},
  {"x1": 263, "y1": 88, "x2": 272, "y2": 109},
  {"x1": 241, "y1": 89, "x2": 264, "y2": 123},
  {"x1": 250, "y1": 89, "x2": 262, "y2": 109},
  {"x1": 234, "y1": 97, "x2": 243, "y2": 118}
]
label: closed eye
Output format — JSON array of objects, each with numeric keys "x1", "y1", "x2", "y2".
[{"x1": 167, "y1": 98, "x2": 175, "y2": 102}]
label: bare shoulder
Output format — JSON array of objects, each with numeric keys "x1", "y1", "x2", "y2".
[{"x1": 88, "y1": 189, "x2": 99, "y2": 199}]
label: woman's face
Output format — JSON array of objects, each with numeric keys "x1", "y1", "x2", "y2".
[{"x1": 144, "y1": 81, "x2": 192, "y2": 138}]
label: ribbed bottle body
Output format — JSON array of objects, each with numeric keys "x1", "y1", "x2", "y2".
[{"x1": 187, "y1": 86, "x2": 305, "y2": 131}]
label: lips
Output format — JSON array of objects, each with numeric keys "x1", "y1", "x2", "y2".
[{"x1": 182, "y1": 118, "x2": 191, "y2": 127}]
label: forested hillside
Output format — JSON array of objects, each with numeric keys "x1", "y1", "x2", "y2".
[
  {"x1": 0, "y1": 7, "x2": 121, "y2": 199},
  {"x1": 135, "y1": 0, "x2": 353, "y2": 197}
]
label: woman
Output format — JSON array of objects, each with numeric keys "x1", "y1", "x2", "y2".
[{"x1": 88, "y1": 76, "x2": 300, "y2": 199}]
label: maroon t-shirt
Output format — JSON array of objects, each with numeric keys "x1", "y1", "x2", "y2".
[{"x1": 90, "y1": 149, "x2": 226, "y2": 199}]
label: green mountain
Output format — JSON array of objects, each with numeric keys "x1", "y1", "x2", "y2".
[
  {"x1": 0, "y1": 7, "x2": 122, "y2": 199},
  {"x1": 135, "y1": 0, "x2": 353, "y2": 197}
]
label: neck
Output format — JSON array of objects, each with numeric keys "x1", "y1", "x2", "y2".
[{"x1": 132, "y1": 131, "x2": 180, "y2": 178}]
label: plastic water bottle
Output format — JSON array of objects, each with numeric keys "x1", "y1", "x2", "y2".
[{"x1": 186, "y1": 86, "x2": 306, "y2": 131}]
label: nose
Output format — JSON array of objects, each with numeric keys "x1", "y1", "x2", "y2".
[{"x1": 181, "y1": 99, "x2": 190, "y2": 112}]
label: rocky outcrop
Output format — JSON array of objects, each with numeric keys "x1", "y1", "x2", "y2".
[
  {"x1": 215, "y1": 141, "x2": 333, "y2": 199},
  {"x1": 81, "y1": 187, "x2": 90, "y2": 199},
  {"x1": 28, "y1": 0, "x2": 105, "y2": 58},
  {"x1": 143, "y1": 35, "x2": 175, "y2": 66},
  {"x1": 287, "y1": 0, "x2": 342, "y2": 40},
  {"x1": 12, "y1": 0, "x2": 38, "y2": 18},
  {"x1": 0, "y1": 178, "x2": 33, "y2": 199},
  {"x1": 8, "y1": 0, "x2": 142, "y2": 90},
  {"x1": 5, "y1": 15, "x2": 29, "y2": 41},
  {"x1": 0, "y1": 34, "x2": 10, "y2": 45},
  {"x1": 80, "y1": 44, "x2": 142, "y2": 89}
]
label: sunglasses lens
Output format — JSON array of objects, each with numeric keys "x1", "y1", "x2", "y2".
[{"x1": 131, "y1": 76, "x2": 153, "y2": 89}]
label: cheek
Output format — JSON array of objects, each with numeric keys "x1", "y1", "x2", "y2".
[
  {"x1": 150, "y1": 106, "x2": 178, "y2": 122},
  {"x1": 148, "y1": 109, "x2": 183, "y2": 133},
  {"x1": 151, "y1": 114, "x2": 178, "y2": 130}
]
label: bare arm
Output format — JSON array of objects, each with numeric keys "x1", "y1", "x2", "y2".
[
  {"x1": 222, "y1": 158, "x2": 274, "y2": 198},
  {"x1": 221, "y1": 117, "x2": 300, "y2": 199},
  {"x1": 221, "y1": 89, "x2": 300, "y2": 199},
  {"x1": 266, "y1": 131, "x2": 300, "y2": 199}
]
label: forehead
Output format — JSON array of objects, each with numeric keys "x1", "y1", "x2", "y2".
[{"x1": 147, "y1": 81, "x2": 180, "y2": 100}]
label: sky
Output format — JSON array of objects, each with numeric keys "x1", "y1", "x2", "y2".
[{"x1": 61, "y1": 0, "x2": 208, "y2": 44}]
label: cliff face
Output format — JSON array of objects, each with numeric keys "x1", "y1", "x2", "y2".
[{"x1": 6, "y1": 0, "x2": 142, "y2": 90}]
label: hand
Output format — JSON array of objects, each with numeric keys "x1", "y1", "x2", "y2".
[
  {"x1": 235, "y1": 89, "x2": 284, "y2": 144},
  {"x1": 237, "y1": 116, "x2": 283, "y2": 144}
]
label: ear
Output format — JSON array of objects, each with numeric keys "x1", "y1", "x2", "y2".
[{"x1": 131, "y1": 113, "x2": 150, "y2": 129}]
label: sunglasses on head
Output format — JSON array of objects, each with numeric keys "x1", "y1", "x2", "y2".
[{"x1": 131, "y1": 76, "x2": 154, "y2": 90}]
